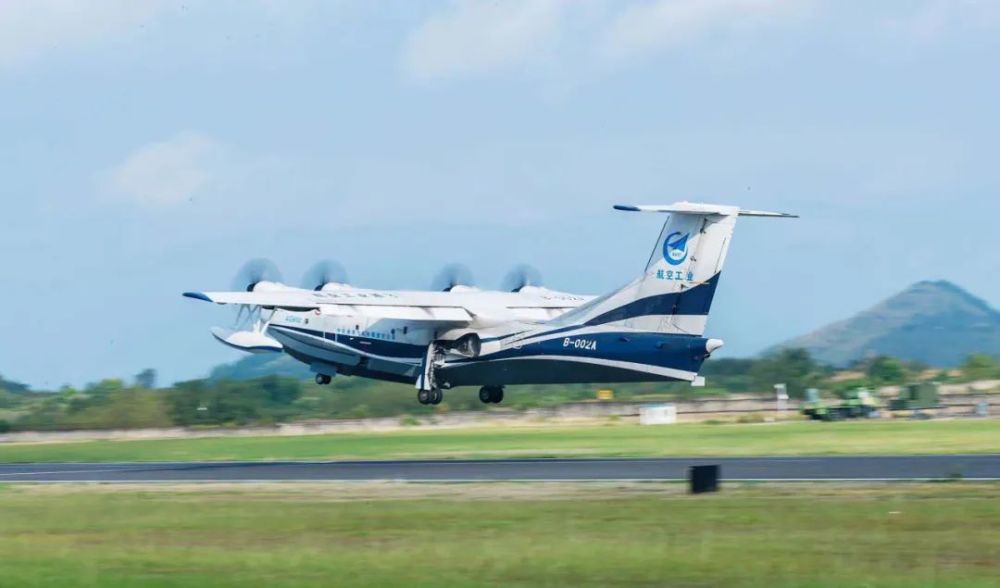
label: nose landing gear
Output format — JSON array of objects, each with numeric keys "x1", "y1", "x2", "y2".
[
  {"x1": 314, "y1": 374, "x2": 332, "y2": 385},
  {"x1": 479, "y1": 385, "x2": 504, "y2": 404}
]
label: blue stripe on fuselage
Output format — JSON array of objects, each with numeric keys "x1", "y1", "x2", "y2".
[
  {"x1": 453, "y1": 331, "x2": 709, "y2": 374},
  {"x1": 584, "y1": 273, "x2": 720, "y2": 326},
  {"x1": 477, "y1": 274, "x2": 721, "y2": 347}
]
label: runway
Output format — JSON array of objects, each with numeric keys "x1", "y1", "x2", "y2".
[{"x1": 2, "y1": 455, "x2": 998, "y2": 482}]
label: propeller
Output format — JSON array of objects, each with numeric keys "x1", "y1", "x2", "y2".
[
  {"x1": 302, "y1": 260, "x2": 349, "y2": 291},
  {"x1": 502, "y1": 264, "x2": 543, "y2": 292},
  {"x1": 432, "y1": 263, "x2": 476, "y2": 292},
  {"x1": 232, "y1": 258, "x2": 283, "y2": 292},
  {"x1": 230, "y1": 258, "x2": 282, "y2": 328}
]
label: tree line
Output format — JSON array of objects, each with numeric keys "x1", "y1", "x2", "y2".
[{"x1": 1, "y1": 351, "x2": 997, "y2": 432}]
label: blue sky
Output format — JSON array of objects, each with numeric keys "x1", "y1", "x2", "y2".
[{"x1": 2, "y1": 0, "x2": 998, "y2": 388}]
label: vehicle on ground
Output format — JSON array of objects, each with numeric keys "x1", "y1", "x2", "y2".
[
  {"x1": 801, "y1": 388, "x2": 880, "y2": 421},
  {"x1": 889, "y1": 382, "x2": 941, "y2": 418}
]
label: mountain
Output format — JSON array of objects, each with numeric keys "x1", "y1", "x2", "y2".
[
  {"x1": 0, "y1": 374, "x2": 30, "y2": 394},
  {"x1": 771, "y1": 280, "x2": 1000, "y2": 367},
  {"x1": 208, "y1": 353, "x2": 312, "y2": 381}
]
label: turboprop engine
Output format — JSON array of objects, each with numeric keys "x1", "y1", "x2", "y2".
[{"x1": 213, "y1": 258, "x2": 287, "y2": 352}]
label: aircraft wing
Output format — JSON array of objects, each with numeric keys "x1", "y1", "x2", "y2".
[
  {"x1": 183, "y1": 290, "x2": 472, "y2": 323},
  {"x1": 183, "y1": 287, "x2": 589, "y2": 324},
  {"x1": 183, "y1": 290, "x2": 323, "y2": 308}
]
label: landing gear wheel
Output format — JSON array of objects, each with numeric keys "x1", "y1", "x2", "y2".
[
  {"x1": 478, "y1": 386, "x2": 505, "y2": 404},
  {"x1": 315, "y1": 374, "x2": 332, "y2": 385},
  {"x1": 430, "y1": 389, "x2": 443, "y2": 405},
  {"x1": 418, "y1": 389, "x2": 432, "y2": 405}
]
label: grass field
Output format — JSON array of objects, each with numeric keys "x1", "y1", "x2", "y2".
[
  {"x1": 0, "y1": 482, "x2": 997, "y2": 587},
  {"x1": 0, "y1": 419, "x2": 997, "y2": 463}
]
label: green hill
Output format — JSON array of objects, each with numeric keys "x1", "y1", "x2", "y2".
[
  {"x1": 208, "y1": 353, "x2": 312, "y2": 381},
  {"x1": 771, "y1": 280, "x2": 1000, "y2": 367},
  {"x1": 0, "y1": 375, "x2": 30, "y2": 394}
]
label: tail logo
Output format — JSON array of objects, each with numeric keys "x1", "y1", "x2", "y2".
[{"x1": 662, "y1": 232, "x2": 690, "y2": 266}]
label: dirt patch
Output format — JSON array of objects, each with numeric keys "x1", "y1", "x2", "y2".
[{"x1": 7, "y1": 481, "x2": 997, "y2": 502}]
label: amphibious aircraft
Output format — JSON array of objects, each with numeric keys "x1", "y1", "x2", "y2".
[{"x1": 184, "y1": 202, "x2": 794, "y2": 405}]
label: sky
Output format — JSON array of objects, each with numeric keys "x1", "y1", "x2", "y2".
[{"x1": 2, "y1": 0, "x2": 999, "y2": 389}]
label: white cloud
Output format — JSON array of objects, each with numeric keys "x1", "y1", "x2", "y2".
[
  {"x1": 400, "y1": 0, "x2": 816, "y2": 82},
  {"x1": 0, "y1": 0, "x2": 169, "y2": 68},
  {"x1": 102, "y1": 132, "x2": 223, "y2": 208},
  {"x1": 599, "y1": 0, "x2": 807, "y2": 62},
  {"x1": 401, "y1": 0, "x2": 572, "y2": 81}
]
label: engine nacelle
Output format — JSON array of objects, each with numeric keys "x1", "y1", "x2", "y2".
[
  {"x1": 445, "y1": 285, "x2": 480, "y2": 293},
  {"x1": 249, "y1": 281, "x2": 294, "y2": 293},
  {"x1": 319, "y1": 282, "x2": 351, "y2": 292},
  {"x1": 511, "y1": 285, "x2": 551, "y2": 295}
]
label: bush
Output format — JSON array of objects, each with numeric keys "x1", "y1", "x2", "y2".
[
  {"x1": 959, "y1": 354, "x2": 1000, "y2": 381},
  {"x1": 168, "y1": 376, "x2": 304, "y2": 426},
  {"x1": 866, "y1": 356, "x2": 909, "y2": 385},
  {"x1": 399, "y1": 415, "x2": 420, "y2": 427},
  {"x1": 749, "y1": 349, "x2": 822, "y2": 398},
  {"x1": 343, "y1": 404, "x2": 371, "y2": 419}
]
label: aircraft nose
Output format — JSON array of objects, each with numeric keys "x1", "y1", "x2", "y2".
[{"x1": 705, "y1": 338, "x2": 725, "y2": 354}]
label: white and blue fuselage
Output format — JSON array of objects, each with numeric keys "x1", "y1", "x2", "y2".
[{"x1": 185, "y1": 202, "x2": 793, "y2": 402}]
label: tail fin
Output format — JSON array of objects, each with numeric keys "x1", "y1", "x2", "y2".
[{"x1": 579, "y1": 202, "x2": 795, "y2": 335}]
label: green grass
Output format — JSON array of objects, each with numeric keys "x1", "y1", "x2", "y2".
[
  {"x1": 0, "y1": 483, "x2": 997, "y2": 587},
  {"x1": 0, "y1": 419, "x2": 997, "y2": 463}
]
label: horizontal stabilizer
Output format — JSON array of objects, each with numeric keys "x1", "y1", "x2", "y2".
[
  {"x1": 614, "y1": 202, "x2": 796, "y2": 218},
  {"x1": 735, "y1": 208, "x2": 798, "y2": 218}
]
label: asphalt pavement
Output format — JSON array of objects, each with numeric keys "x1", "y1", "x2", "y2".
[{"x1": 1, "y1": 455, "x2": 998, "y2": 482}]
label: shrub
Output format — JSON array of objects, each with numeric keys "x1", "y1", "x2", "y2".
[{"x1": 399, "y1": 415, "x2": 420, "y2": 427}]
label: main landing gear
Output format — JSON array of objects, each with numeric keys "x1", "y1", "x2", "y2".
[
  {"x1": 418, "y1": 388, "x2": 443, "y2": 405},
  {"x1": 479, "y1": 385, "x2": 504, "y2": 404},
  {"x1": 416, "y1": 341, "x2": 445, "y2": 406},
  {"x1": 314, "y1": 374, "x2": 332, "y2": 385}
]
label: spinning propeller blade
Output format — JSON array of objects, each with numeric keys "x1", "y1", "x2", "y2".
[
  {"x1": 301, "y1": 260, "x2": 349, "y2": 291},
  {"x1": 432, "y1": 263, "x2": 476, "y2": 292},
  {"x1": 502, "y1": 264, "x2": 543, "y2": 292},
  {"x1": 232, "y1": 258, "x2": 283, "y2": 292}
]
